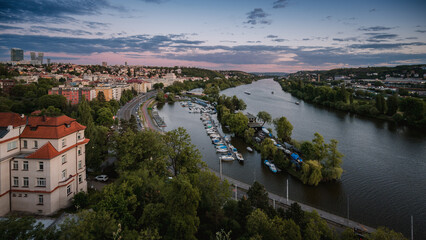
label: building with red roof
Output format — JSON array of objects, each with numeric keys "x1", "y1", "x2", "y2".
[{"x1": 0, "y1": 112, "x2": 89, "y2": 216}]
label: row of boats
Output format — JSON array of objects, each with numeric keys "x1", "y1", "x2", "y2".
[{"x1": 201, "y1": 113, "x2": 244, "y2": 163}]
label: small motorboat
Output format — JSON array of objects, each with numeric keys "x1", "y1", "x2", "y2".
[
  {"x1": 216, "y1": 148, "x2": 228, "y2": 153},
  {"x1": 295, "y1": 101, "x2": 300, "y2": 105},
  {"x1": 247, "y1": 147, "x2": 253, "y2": 152},
  {"x1": 220, "y1": 155, "x2": 235, "y2": 161},
  {"x1": 236, "y1": 153, "x2": 244, "y2": 162}
]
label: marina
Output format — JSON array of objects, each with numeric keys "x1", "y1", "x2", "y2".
[{"x1": 157, "y1": 79, "x2": 426, "y2": 238}]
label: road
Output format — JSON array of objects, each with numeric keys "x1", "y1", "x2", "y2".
[{"x1": 116, "y1": 91, "x2": 156, "y2": 130}]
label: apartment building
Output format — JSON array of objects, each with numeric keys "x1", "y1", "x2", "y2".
[
  {"x1": 49, "y1": 86, "x2": 96, "y2": 105},
  {"x1": 0, "y1": 112, "x2": 89, "y2": 216}
]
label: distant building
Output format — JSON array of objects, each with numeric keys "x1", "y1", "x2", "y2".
[
  {"x1": 125, "y1": 62, "x2": 128, "y2": 66},
  {"x1": 38, "y1": 53, "x2": 44, "y2": 64},
  {"x1": 0, "y1": 113, "x2": 89, "y2": 216},
  {"x1": 0, "y1": 79, "x2": 15, "y2": 94},
  {"x1": 102, "y1": 62, "x2": 107, "y2": 67},
  {"x1": 10, "y1": 48, "x2": 24, "y2": 61},
  {"x1": 30, "y1": 52, "x2": 36, "y2": 61},
  {"x1": 49, "y1": 87, "x2": 96, "y2": 105},
  {"x1": 47, "y1": 58, "x2": 51, "y2": 65}
]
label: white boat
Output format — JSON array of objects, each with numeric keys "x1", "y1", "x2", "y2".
[
  {"x1": 236, "y1": 153, "x2": 244, "y2": 162},
  {"x1": 295, "y1": 101, "x2": 300, "y2": 105},
  {"x1": 247, "y1": 147, "x2": 253, "y2": 152},
  {"x1": 244, "y1": 91, "x2": 251, "y2": 95},
  {"x1": 220, "y1": 155, "x2": 235, "y2": 161},
  {"x1": 216, "y1": 148, "x2": 228, "y2": 153},
  {"x1": 210, "y1": 134, "x2": 220, "y2": 138}
]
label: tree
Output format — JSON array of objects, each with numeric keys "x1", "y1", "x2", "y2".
[
  {"x1": 227, "y1": 112, "x2": 248, "y2": 136},
  {"x1": 164, "y1": 176, "x2": 200, "y2": 240},
  {"x1": 312, "y1": 133, "x2": 327, "y2": 161},
  {"x1": 153, "y1": 83, "x2": 164, "y2": 90},
  {"x1": 274, "y1": 116, "x2": 293, "y2": 143},
  {"x1": 368, "y1": 227, "x2": 407, "y2": 240},
  {"x1": 300, "y1": 141, "x2": 316, "y2": 160},
  {"x1": 97, "y1": 91, "x2": 106, "y2": 102},
  {"x1": 375, "y1": 94, "x2": 386, "y2": 114},
  {"x1": 247, "y1": 181, "x2": 269, "y2": 210},
  {"x1": 386, "y1": 94, "x2": 398, "y2": 116},
  {"x1": 77, "y1": 98, "x2": 94, "y2": 126},
  {"x1": 260, "y1": 138, "x2": 277, "y2": 160},
  {"x1": 0, "y1": 216, "x2": 58, "y2": 240},
  {"x1": 96, "y1": 107, "x2": 114, "y2": 126},
  {"x1": 301, "y1": 160, "x2": 323, "y2": 186},
  {"x1": 322, "y1": 139, "x2": 343, "y2": 181},
  {"x1": 38, "y1": 94, "x2": 67, "y2": 111},
  {"x1": 257, "y1": 111, "x2": 272, "y2": 126},
  {"x1": 156, "y1": 90, "x2": 166, "y2": 103},
  {"x1": 304, "y1": 211, "x2": 335, "y2": 240},
  {"x1": 59, "y1": 210, "x2": 120, "y2": 240},
  {"x1": 243, "y1": 128, "x2": 255, "y2": 144},
  {"x1": 164, "y1": 127, "x2": 203, "y2": 176},
  {"x1": 41, "y1": 106, "x2": 62, "y2": 116}
]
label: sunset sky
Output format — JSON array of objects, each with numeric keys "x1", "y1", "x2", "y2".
[{"x1": 0, "y1": 0, "x2": 425, "y2": 72}]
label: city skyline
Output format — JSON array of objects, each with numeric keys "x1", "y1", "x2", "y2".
[{"x1": 0, "y1": 0, "x2": 425, "y2": 72}]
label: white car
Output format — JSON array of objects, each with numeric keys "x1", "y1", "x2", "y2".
[{"x1": 95, "y1": 175, "x2": 108, "y2": 182}]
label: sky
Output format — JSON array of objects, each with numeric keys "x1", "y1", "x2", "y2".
[{"x1": 0, "y1": 0, "x2": 425, "y2": 72}]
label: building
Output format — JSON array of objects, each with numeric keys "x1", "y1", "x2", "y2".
[
  {"x1": 0, "y1": 79, "x2": 15, "y2": 95},
  {"x1": 10, "y1": 48, "x2": 24, "y2": 62},
  {"x1": 30, "y1": 52, "x2": 36, "y2": 61},
  {"x1": 127, "y1": 79, "x2": 151, "y2": 93},
  {"x1": 38, "y1": 53, "x2": 44, "y2": 64},
  {"x1": 0, "y1": 113, "x2": 89, "y2": 216},
  {"x1": 47, "y1": 58, "x2": 51, "y2": 65},
  {"x1": 102, "y1": 62, "x2": 107, "y2": 67},
  {"x1": 49, "y1": 87, "x2": 96, "y2": 105}
]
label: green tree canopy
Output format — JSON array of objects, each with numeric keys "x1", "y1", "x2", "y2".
[{"x1": 274, "y1": 116, "x2": 293, "y2": 142}]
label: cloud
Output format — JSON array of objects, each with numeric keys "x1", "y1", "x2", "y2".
[
  {"x1": 273, "y1": 0, "x2": 288, "y2": 9},
  {"x1": 138, "y1": 0, "x2": 167, "y2": 3},
  {"x1": 29, "y1": 26, "x2": 94, "y2": 36},
  {"x1": 84, "y1": 21, "x2": 111, "y2": 30},
  {"x1": 272, "y1": 38, "x2": 287, "y2": 42},
  {"x1": 349, "y1": 42, "x2": 426, "y2": 49},
  {"x1": 364, "y1": 33, "x2": 398, "y2": 42},
  {"x1": 0, "y1": 24, "x2": 24, "y2": 30},
  {"x1": 247, "y1": 41, "x2": 262, "y2": 43},
  {"x1": 358, "y1": 26, "x2": 394, "y2": 31},
  {"x1": 266, "y1": 35, "x2": 278, "y2": 38},
  {"x1": 415, "y1": 30, "x2": 426, "y2": 33},
  {"x1": 245, "y1": 8, "x2": 271, "y2": 25},
  {"x1": 332, "y1": 37, "x2": 358, "y2": 42},
  {"x1": 0, "y1": 0, "x2": 117, "y2": 23},
  {"x1": 369, "y1": 8, "x2": 376, "y2": 12},
  {"x1": 406, "y1": 37, "x2": 418, "y2": 40},
  {"x1": 0, "y1": 34, "x2": 204, "y2": 54}
]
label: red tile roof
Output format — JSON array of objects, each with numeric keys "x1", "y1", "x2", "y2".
[
  {"x1": 26, "y1": 138, "x2": 90, "y2": 159},
  {"x1": 25, "y1": 142, "x2": 59, "y2": 159},
  {"x1": 0, "y1": 112, "x2": 27, "y2": 127},
  {"x1": 21, "y1": 119, "x2": 86, "y2": 139}
]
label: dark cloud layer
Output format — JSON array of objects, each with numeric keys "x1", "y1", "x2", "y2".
[
  {"x1": 273, "y1": 0, "x2": 287, "y2": 9},
  {"x1": 245, "y1": 8, "x2": 271, "y2": 25},
  {"x1": 0, "y1": 0, "x2": 115, "y2": 23},
  {"x1": 358, "y1": 26, "x2": 394, "y2": 31}
]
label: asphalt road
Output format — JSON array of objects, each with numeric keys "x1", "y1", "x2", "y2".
[{"x1": 116, "y1": 91, "x2": 156, "y2": 130}]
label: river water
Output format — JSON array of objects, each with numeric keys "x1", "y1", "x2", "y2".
[{"x1": 158, "y1": 79, "x2": 426, "y2": 238}]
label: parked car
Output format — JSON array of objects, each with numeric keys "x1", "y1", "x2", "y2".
[{"x1": 95, "y1": 175, "x2": 108, "y2": 182}]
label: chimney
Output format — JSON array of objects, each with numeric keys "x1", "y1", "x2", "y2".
[{"x1": 42, "y1": 115, "x2": 47, "y2": 122}]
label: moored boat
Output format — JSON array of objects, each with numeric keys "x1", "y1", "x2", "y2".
[
  {"x1": 247, "y1": 147, "x2": 253, "y2": 152},
  {"x1": 236, "y1": 153, "x2": 244, "y2": 162},
  {"x1": 216, "y1": 148, "x2": 228, "y2": 153},
  {"x1": 220, "y1": 155, "x2": 235, "y2": 161},
  {"x1": 244, "y1": 91, "x2": 251, "y2": 95}
]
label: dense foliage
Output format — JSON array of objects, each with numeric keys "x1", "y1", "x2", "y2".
[{"x1": 276, "y1": 78, "x2": 426, "y2": 128}]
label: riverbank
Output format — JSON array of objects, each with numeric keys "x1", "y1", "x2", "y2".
[{"x1": 274, "y1": 78, "x2": 426, "y2": 130}]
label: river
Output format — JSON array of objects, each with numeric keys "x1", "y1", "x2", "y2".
[{"x1": 157, "y1": 79, "x2": 426, "y2": 238}]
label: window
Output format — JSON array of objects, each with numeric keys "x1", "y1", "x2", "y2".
[
  {"x1": 7, "y1": 141, "x2": 17, "y2": 151},
  {"x1": 37, "y1": 178, "x2": 46, "y2": 187},
  {"x1": 77, "y1": 132, "x2": 81, "y2": 140},
  {"x1": 34, "y1": 141, "x2": 38, "y2": 149},
  {"x1": 78, "y1": 147, "x2": 82, "y2": 156},
  {"x1": 38, "y1": 195, "x2": 43, "y2": 205},
  {"x1": 78, "y1": 174, "x2": 82, "y2": 183},
  {"x1": 62, "y1": 138, "x2": 66, "y2": 147},
  {"x1": 61, "y1": 155, "x2": 66, "y2": 164},
  {"x1": 13, "y1": 177, "x2": 19, "y2": 187},
  {"x1": 67, "y1": 185, "x2": 71, "y2": 195},
  {"x1": 62, "y1": 169, "x2": 67, "y2": 180},
  {"x1": 23, "y1": 140, "x2": 28, "y2": 149},
  {"x1": 12, "y1": 161, "x2": 18, "y2": 170},
  {"x1": 23, "y1": 177, "x2": 29, "y2": 187},
  {"x1": 39, "y1": 162, "x2": 44, "y2": 171},
  {"x1": 23, "y1": 161, "x2": 28, "y2": 171}
]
